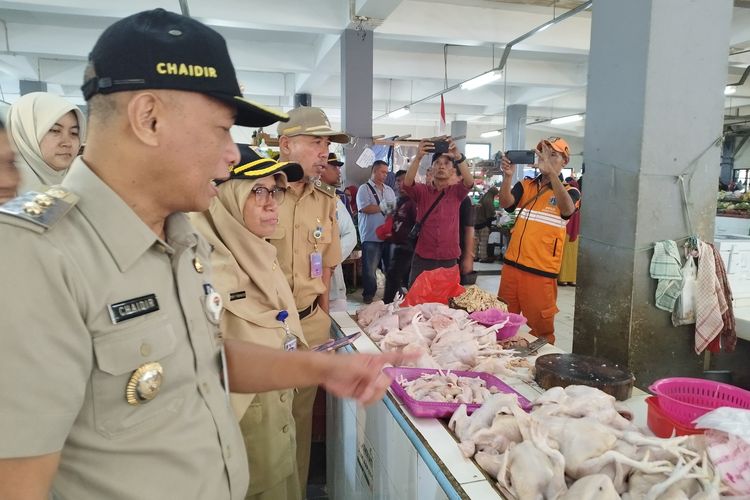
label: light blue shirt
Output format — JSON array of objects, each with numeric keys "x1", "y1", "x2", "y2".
[{"x1": 356, "y1": 180, "x2": 396, "y2": 242}]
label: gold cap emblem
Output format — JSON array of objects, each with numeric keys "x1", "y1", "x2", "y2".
[
  {"x1": 23, "y1": 201, "x2": 44, "y2": 217},
  {"x1": 126, "y1": 362, "x2": 164, "y2": 406}
]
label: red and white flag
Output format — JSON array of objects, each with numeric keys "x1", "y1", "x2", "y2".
[{"x1": 438, "y1": 94, "x2": 447, "y2": 136}]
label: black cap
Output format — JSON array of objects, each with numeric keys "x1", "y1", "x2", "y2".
[
  {"x1": 327, "y1": 152, "x2": 343, "y2": 166},
  {"x1": 81, "y1": 9, "x2": 288, "y2": 128},
  {"x1": 224, "y1": 144, "x2": 304, "y2": 184}
]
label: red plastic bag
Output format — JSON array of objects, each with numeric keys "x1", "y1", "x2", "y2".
[
  {"x1": 403, "y1": 265, "x2": 465, "y2": 306},
  {"x1": 375, "y1": 214, "x2": 394, "y2": 241}
]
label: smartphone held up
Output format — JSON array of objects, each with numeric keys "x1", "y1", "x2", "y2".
[{"x1": 505, "y1": 150, "x2": 536, "y2": 165}]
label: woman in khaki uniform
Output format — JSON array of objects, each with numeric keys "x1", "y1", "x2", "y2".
[{"x1": 192, "y1": 147, "x2": 307, "y2": 500}]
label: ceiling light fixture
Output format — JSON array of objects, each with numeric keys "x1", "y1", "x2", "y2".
[
  {"x1": 480, "y1": 130, "x2": 502, "y2": 138},
  {"x1": 372, "y1": 0, "x2": 592, "y2": 120},
  {"x1": 388, "y1": 107, "x2": 410, "y2": 119},
  {"x1": 460, "y1": 70, "x2": 502, "y2": 91},
  {"x1": 550, "y1": 114, "x2": 583, "y2": 125},
  {"x1": 725, "y1": 85, "x2": 737, "y2": 95}
]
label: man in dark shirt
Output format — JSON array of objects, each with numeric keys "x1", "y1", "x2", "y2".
[{"x1": 383, "y1": 171, "x2": 417, "y2": 303}]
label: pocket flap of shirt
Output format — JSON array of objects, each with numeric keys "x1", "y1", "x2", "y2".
[{"x1": 93, "y1": 320, "x2": 177, "y2": 376}]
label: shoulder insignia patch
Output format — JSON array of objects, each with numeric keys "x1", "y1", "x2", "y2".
[
  {"x1": 313, "y1": 179, "x2": 336, "y2": 198},
  {"x1": 0, "y1": 186, "x2": 79, "y2": 231}
]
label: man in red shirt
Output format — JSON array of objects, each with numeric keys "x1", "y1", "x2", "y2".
[{"x1": 403, "y1": 137, "x2": 474, "y2": 285}]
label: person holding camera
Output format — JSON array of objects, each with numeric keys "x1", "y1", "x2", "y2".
[
  {"x1": 356, "y1": 160, "x2": 397, "y2": 304},
  {"x1": 497, "y1": 137, "x2": 581, "y2": 345},
  {"x1": 403, "y1": 137, "x2": 473, "y2": 285}
]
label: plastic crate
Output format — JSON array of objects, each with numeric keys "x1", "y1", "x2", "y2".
[
  {"x1": 384, "y1": 367, "x2": 532, "y2": 419},
  {"x1": 645, "y1": 396, "x2": 704, "y2": 437},
  {"x1": 649, "y1": 377, "x2": 750, "y2": 426}
]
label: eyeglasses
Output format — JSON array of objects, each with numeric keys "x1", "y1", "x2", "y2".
[{"x1": 250, "y1": 186, "x2": 286, "y2": 206}]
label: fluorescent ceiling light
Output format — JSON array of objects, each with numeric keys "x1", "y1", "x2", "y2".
[
  {"x1": 480, "y1": 130, "x2": 502, "y2": 138},
  {"x1": 387, "y1": 107, "x2": 410, "y2": 119},
  {"x1": 550, "y1": 114, "x2": 583, "y2": 125},
  {"x1": 460, "y1": 70, "x2": 502, "y2": 91},
  {"x1": 725, "y1": 85, "x2": 737, "y2": 95}
]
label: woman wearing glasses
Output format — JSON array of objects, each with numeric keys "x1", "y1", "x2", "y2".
[{"x1": 191, "y1": 146, "x2": 307, "y2": 500}]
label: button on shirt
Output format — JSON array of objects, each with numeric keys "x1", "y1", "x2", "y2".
[
  {"x1": 0, "y1": 159, "x2": 247, "y2": 500},
  {"x1": 403, "y1": 182, "x2": 470, "y2": 260},
  {"x1": 356, "y1": 180, "x2": 396, "y2": 243}
]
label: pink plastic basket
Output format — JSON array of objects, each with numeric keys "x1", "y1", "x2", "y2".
[
  {"x1": 384, "y1": 367, "x2": 532, "y2": 419},
  {"x1": 468, "y1": 309, "x2": 527, "y2": 340},
  {"x1": 649, "y1": 377, "x2": 750, "y2": 427}
]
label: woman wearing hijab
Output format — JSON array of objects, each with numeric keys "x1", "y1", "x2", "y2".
[
  {"x1": 558, "y1": 177, "x2": 581, "y2": 286},
  {"x1": 7, "y1": 92, "x2": 86, "y2": 194},
  {"x1": 191, "y1": 146, "x2": 308, "y2": 500}
]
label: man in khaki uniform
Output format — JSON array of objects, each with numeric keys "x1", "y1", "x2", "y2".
[
  {"x1": 270, "y1": 106, "x2": 348, "y2": 492},
  {"x1": 0, "y1": 10, "x2": 404, "y2": 500}
]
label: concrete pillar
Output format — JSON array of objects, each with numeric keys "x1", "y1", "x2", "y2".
[
  {"x1": 20, "y1": 80, "x2": 47, "y2": 95},
  {"x1": 450, "y1": 120, "x2": 467, "y2": 154},
  {"x1": 720, "y1": 136, "x2": 735, "y2": 185},
  {"x1": 341, "y1": 28, "x2": 373, "y2": 187},
  {"x1": 504, "y1": 104, "x2": 527, "y2": 184},
  {"x1": 573, "y1": 0, "x2": 733, "y2": 388},
  {"x1": 294, "y1": 93, "x2": 311, "y2": 108}
]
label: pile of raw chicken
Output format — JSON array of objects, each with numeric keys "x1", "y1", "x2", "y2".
[
  {"x1": 356, "y1": 300, "x2": 534, "y2": 382},
  {"x1": 450, "y1": 386, "x2": 721, "y2": 499},
  {"x1": 397, "y1": 371, "x2": 500, "y2": 404}
]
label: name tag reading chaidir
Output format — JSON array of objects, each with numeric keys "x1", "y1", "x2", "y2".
[{"x1": 108, "y1": 294, "x2": 160, "y2": 324}]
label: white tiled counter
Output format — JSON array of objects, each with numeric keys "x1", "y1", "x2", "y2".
[{"x1": 326, "y1": 311, "x2": 649, "y2": 500}]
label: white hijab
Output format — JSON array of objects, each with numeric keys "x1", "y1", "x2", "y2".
[{"x1": 7, "y1": 92, "x2": 86, "y2": 194}]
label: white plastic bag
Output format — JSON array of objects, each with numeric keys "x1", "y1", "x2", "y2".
[
  {"x1": 672, "y1": 256, "x2": 696, "y2": 326},
  {"x1": 695, "y1": 408, "x2": 750, "y2": 495}
]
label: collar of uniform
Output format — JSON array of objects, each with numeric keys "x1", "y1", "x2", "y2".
[
  {"x1": 62, "y1": 158, "x2": 162, "y2": 273},
  {"x1": 533, "y1": 173, "x2": 565, "y2": 185},
  {"x1": 164, "y1": 212, "x2": 200, "y2": 251}
]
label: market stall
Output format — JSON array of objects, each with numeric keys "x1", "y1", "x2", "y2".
[{"x1": 325, "y1": 310, "x2": 653, "y2": 499}]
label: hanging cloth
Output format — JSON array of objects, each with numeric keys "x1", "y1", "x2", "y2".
[
  {"x1": 706, "y1": 242, "x2": 737, "y2": 353},
  {"x1": 650, "y1": 240, "x2": 683, "y2": 312},
  {"x1": 694, "y1": 240, "x2": 728, "y2": 354}
]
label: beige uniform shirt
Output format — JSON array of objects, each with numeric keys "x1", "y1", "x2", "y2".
[
  {"x1": 0, "y1": 159, "x2": 247, "y2": 500},
  {"x1": 268, "y1": 180, "x2": 342, "y2": 312}
]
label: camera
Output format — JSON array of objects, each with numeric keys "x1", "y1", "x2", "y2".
[
  {"x1": 432, "y1": 140, "x2": 450, "y2": 154},
  {"x1": 505, "y1": 150, "x2": 536, "y2": 165}
]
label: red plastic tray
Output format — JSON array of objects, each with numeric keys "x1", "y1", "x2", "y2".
[
  {"x1": 384, "y1": 367, "x2": 533, "y2": 419},
  {"x1": 645, "y1": 396, "x2": 704, "y2": 438}
]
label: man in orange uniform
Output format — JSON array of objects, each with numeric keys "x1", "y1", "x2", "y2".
[{"x1": 498, "y1": 137, "x2": 581, "y2": 344}]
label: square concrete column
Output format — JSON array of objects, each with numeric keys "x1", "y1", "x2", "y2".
[
  {"x1": 573, "y1": 0, "x2": 734, "y2": 387},
  {"x1": 341, "y1": 28, "x2": 373, "y2": 186},
  {"x1": 504, "y1": 104, "x2": 527, "y2": 184},
  {"x1": 450, "y1": 120, "x2": 467, "y2": 154}
]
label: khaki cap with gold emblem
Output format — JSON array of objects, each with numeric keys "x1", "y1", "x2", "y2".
[{"x1": 277, "y1": 107, "x2": 350, "y2": 144}]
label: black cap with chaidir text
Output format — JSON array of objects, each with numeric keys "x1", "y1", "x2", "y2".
[{"x1": 81, "y1": 9, "x2": 288, "y2": 127}]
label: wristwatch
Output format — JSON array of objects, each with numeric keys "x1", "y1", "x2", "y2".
[{"x1": 453, "y1": 153, "x2": 466, "y2": 164}]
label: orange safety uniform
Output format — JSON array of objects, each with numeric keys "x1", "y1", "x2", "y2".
[{"x1": 499, "y1": 175, "x2": 580, "y2": 344}]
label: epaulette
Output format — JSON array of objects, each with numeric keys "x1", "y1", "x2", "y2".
[
  {"x1": 313, "y1": 179, "x2": 336, "y2": 198},
  {"x1": 0, "y1": 186, "x2": 78, "y2": 232}
]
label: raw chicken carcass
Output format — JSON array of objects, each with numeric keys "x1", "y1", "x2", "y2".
[
  {"x1": 355, "y1": 300, "x2": 387, "y2": 327},
  {"x1": 561, "y1": 474, "x2": 620, "y2": 500}
]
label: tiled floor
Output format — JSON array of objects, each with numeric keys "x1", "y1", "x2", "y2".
[{"x1": 345, "y1": 261, "x2": 577, "y2": 352}]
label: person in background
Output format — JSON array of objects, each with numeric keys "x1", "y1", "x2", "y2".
[
  {"x1": 475, "y1": 185, "x2": 499, "y2": 262},
  {"x1": 273, "y1": 106, "x2": 347, "y2": 492},
  {"x1": 0, "y1": 120, "x2": 19, "y2": 204},
  {"x1": 451, "y1": 166, "x2": 476, "y2": 285},
  {"x1": 7, "y1": 92, "x2": 86, "y2": 194},
  {"x1": 191, "y1": 148, "x2": 308, "y2": 500},
  {"x1": 383, "y1": 170, "x2": 417, "y2": 303},
  {"x1": 356, "y1": 160, "x2": 396, "y2": 304},
  {"x1": 403, "y1": 137, "x2": 473, "y2": 285},
  {"x1": 0, "y1": 9, "x2": 406, "y2": 500},
  {"x1": 498, "y1": 137, "x2": 580, "y2": 345},
  {"x1": 321, "y1": 152, "x2": 357, "y2": 312},
  {"x1": 558, "y1": 177, "x2": 581, "y2": 286}
]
